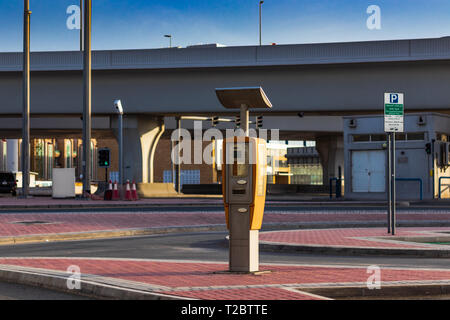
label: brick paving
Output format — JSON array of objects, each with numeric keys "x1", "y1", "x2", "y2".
[
  {"x1": 260, "y1": 228, "x2": 450, "y2": 249},
  {"x1": 1, "y1": 258, "x2": 450, "y2": 300},
  {"x1": 0, "y1": 206, "x2": 448, "y2": 239}
]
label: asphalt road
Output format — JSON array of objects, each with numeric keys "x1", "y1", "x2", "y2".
[{"x1": 0, "y1": 231, "x2": 449, "y2": 269}]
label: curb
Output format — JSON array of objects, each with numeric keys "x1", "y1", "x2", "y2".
[
  {"x1": 260, "y1": 242, "x2": 450, "y2": 258},
  {"x1": 0, "y1": 265, "x2": 189, "y2": 300},
  {"x1": 0, "y1": 225, "x2": 228, "y2": 246},
  {"x1": 3, "y1": 222, "x2": 450, "y2": 246},
  {"x1": 299, "y1": 283, "x2": 450, "y2": 299}
]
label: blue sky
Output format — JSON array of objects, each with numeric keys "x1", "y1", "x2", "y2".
[{"x1": 1, "y1": 0, "x2": 450, "y2": 52}]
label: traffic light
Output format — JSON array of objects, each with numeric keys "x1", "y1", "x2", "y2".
[
  {"x1": 235, "y1": 116, "x2": 241, "y2": 128},
  {"x1": 425, "y1": 143, "x2": 432, "y2": 155},
  {"x1": 98, "y1": 148, "x2": 111, "y2": 168},
  {"x1": 256, "y1": 116, "x2": 263, "y2": 129},
  {"x1": 211, "y1": 116, "x2": 219, "y2": 127}
]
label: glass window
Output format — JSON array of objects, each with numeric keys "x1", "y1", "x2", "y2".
[
  {"x1": 352, "y1": 135, "x2": 370, "y2": 142},
  {"x1": 407, "y1": 133, "x2": 425, "y2": 141},
  {"x1": 47, "y1": 143, "x2": 53, "y2": 180},
  {"x1": 437, "y1": 133, "x2": 447, "y2": 142},
  {"x1": 395, "y1": 133, "x2": 406, "y2": 141},
  {"x1": 65, "y1": 140, "x2": 72, "y2": 168},
  {"x1": 371, "y1": 134, "x2": 387, "y2": 142}
]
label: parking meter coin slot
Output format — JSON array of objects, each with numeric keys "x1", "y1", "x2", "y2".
[{"x1": 232, "y1": 189, "x2": 246, "y2": 195}]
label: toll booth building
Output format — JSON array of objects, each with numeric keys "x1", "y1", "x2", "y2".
[{"x1": 343, "y1": 113, "x2": 450, "y2": 201}]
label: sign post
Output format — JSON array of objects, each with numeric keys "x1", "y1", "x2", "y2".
[{"x1": 384, "y1": 93, "x2": 404, "y2": 236}]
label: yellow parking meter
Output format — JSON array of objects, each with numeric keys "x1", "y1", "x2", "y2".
[{"x1": 222, "y1": 136, "x2": 267, "y2": 272}]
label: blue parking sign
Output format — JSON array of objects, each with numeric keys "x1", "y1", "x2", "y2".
[{"x1": 390, "y1": 94, "x2": 399, "y2": 104}]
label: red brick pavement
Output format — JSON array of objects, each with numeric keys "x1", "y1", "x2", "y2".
[
  {"x1": 260, "y1": 228, "x2": 450, "y2": 249},
  {"x1": 0, "y1": 210, "x2": 448, "y2": 238},
  {"x1": 1, "y1": 258, "x2": 450, "y2": 300}
]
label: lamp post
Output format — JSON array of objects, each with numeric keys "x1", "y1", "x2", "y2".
[
  {"x1": 259, "y1": 1, "x2": 264, "y2": 46},
  {"x1": 82, "y1": 0, "x2": 92, "y2": 197},
  {"x1": 164, "y1": 34, "x2": 172, "y2": 48},
  {"x1": 114, "y1": 100, "x2": 124, "y2": 189},
  {"x1": 80, "y1": 0, "x2": 83, "y2": 51},
  {"x1": 21, "y1": 0, "x2": 31, "y2": 198}
]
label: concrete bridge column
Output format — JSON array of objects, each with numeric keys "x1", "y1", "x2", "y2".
[
  {"x1": 316, "y1": 135, "x2": 344, "y2": 187},
  {"x1": 7, "y1": 139, "x2": 19, "y2": 172},
  {"x1": 112, "y1": 115, "x2": 165, "y2": 183}
]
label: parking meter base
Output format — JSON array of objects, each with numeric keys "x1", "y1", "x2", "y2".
[{"x1": 229, "y1": 229, "x2": 259, "y2": 273}]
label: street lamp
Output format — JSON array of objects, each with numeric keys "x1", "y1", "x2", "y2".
[
  {"x1": 114, "y1": 100, "x2": 124, "y2": 189},
  {"x1": 164, "y1": 34, "x2": 172, "y2": 48},
  {"x1": 21, "y1": 0, "x2": 31, "y2": 198},
  {"x1": 259, "y1": 1, "x2": 264, "y2": 46},
  {"x1": 82, "y1": 0, "x2": 92, "y2": 198}
]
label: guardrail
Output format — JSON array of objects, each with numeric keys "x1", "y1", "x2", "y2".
[
  {"x1": 396, "y1": 178, "x2": 423, "y2": 201},
  {"x1": 438, "y1": 177, "x2": 450, "y2": 199}
]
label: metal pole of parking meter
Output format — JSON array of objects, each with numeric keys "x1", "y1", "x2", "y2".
[{"x1": 240, "y1": 104, "x2": 250, "y2": 137}]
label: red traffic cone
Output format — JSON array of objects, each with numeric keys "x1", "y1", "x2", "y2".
[
  {"x1": 131, "y1": 181, "x2": 139, "y2": 201},
  {"x1": 112, "y1": 181, "x2": 120, "y2": 201},
  {"x1": 125, "y1": 180, "x2": 132, "y2": 201},
  {"x1": 104, "y1": 180, "x2": 113, "y2": 201}
]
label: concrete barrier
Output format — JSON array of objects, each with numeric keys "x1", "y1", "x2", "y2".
[
  {"x1": 179, "y1": 184, "x2": 330, "y2": 195},
  {"x1": 182, "y1": 184, "x2": 222, "y2": 195},
  {"x1": 267, "y1": 184, "x2": 329, "y2": 195},
  {"x1": 137, "y1": 183, "x2": 178, "y2": 198}
]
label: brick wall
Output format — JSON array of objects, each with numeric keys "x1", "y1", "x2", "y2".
[{"x1": 153, "y1": 138, "x2": 216, "y2": 184}]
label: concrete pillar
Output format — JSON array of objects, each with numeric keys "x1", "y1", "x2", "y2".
[
  {"x1": 112, "y1": 115, "x2": 165, "y2": 183},
  {"x1": 7, "y1": 140, "x2": 19, "y2": 172},
  {"x1": 316, "y1": 135, "x2": 344, "y2": 187}
]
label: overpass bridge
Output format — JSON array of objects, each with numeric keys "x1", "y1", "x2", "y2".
[{"x1": 1, "y1": 37, "x2": 450, "y2": 183}]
